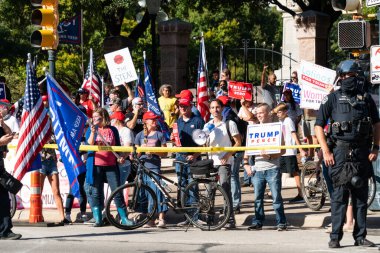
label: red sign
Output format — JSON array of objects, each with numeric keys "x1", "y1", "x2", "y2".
[{"x1": 228, "y1": 81, "x2": 253, "y2": 101}]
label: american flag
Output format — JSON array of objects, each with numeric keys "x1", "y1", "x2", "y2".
[
  {"x1": 134, "y1": 70, "x2": 146, "y2": 106},
  {"x1": 196, "y1": 36, "x2": 210, "y2": 122},
  {"x1": 13, "y1": 61, "x2": 51, "y2": 180},
  {"x1": 82, "y1": 48, "x2": 101, "y2": 105}
]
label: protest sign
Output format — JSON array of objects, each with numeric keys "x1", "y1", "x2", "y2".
[
  {"x1": 281, "y1": 82, "x2": 301, "y2": 104},
  {"x1": 104, "y1": 47, "x2": 138, "y2": 86},
  {"x1": 245, "y1": 122, "x2": 282, "y2": 156},
  {"x1": 228, "y1": 81, "x2": 253, "y2": 100},
  {"x1": 299, "y1": 60, "x2": 336, "y2": 110}
]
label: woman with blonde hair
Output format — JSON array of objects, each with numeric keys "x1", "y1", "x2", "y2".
[{"x1": 85, "y1": 108, "x2": 134, "y2": 227}]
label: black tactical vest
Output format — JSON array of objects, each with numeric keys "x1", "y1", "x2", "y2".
[{"x1": 330, "y1": 90, "x2": 371, "y2": 142}]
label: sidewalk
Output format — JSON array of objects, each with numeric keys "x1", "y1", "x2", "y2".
[{"x1": 13, "y1": 158, "x2": 380, "y2": 229}]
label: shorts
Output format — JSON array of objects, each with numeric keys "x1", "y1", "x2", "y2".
[
  {"x1": 39, "y1": 159, "x2": 58, "y2": 176},
  {"x1": 302, "y1": 119, "x2": 316, "y2": 137},
  {"x1": 280, "y1": 156, "x2": 299, "y2": 175}
]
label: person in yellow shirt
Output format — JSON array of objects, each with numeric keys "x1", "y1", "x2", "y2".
[{"x1": 158, "y1": 84, "x2": 178, "y2": 129}]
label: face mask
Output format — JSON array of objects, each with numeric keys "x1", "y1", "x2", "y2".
[{"x1": 340, "y1": 77, "x2": 357, "y2": 95}]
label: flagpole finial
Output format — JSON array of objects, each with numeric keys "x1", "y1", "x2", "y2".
[
  {"x1": 27, "y1": 53, "x2": 31, "y2": 63},
  {"x1": 143, "y1": 51, "x2": 146, "y2": 59}
]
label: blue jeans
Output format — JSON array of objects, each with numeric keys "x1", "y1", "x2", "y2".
[
  {"x1": 231, "y1": 152, "x2": 242, "y2": 208},
  {"x1": 86, "y1": 165, "x2": 125, "y2": 209},
  {"x1": 119, "y1": 160, "x2": 131, "y2": 185},
  {"x1": 141, "y1": 167, "x2": 168, "y2": 214},
  {"x1": 251, "y1": 167, "x2": 286, "y2": 226},
  {"x1": 175, "y1": 154, "x2": 192, "y2": 190},
  {"x1": 65, "y1": 172, "x2": 87, "y2": 214}
]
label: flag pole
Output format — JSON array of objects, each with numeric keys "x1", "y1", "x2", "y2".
[
  {"x1": 101, "y1": 76, "x2": 104, "y2": 108},
  {"x1": 89, "y1": 48, "x2": 94, "y2": 99},
  {"x1": 219, "y1": 44, "x2": 223, "y2": 80},
  {"x1": 81, "y1": 9, "x2": 84, "y2": 79}
]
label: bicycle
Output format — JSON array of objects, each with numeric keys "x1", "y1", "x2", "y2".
[
  {"x1": 105, "y1": 150, "x2": 232, "y2": 231},
  {"x1": 9, "y1": 192, "x2": 16, "y2": 218},
  {"x1": 301, "y1": 160, "x2": 376, "y2": 211}
]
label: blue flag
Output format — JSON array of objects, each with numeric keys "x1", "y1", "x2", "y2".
[
  {"x1": 143, "y1": 57, "x2": 170, "y2": 140},
  {"x1": 58, "y1": 14, "x2": 81, "y2": 45},
  {"x1": 46, "y1": 74, "x2": 87, "y2": 198},
  {"x1": 282, "y1": 82, "x2": 301, "y2": 104}
]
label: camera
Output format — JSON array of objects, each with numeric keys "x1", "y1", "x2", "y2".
[{"x1": 351, "y1": 176, "x2": 364, "y2": 188}]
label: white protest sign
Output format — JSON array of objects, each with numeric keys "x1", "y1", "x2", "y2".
[
  {"x1": 245, "y1": 122, "x2": 282, "y2": 156},
  {"x1": 299, "y1": 60, "x2": 336, "y2": 110},
  {"x1": 104, "y1": 47, "x2": 138, "y2": 86}
]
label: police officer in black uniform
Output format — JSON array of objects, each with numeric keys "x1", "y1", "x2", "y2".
[
  {"x1": 0, "y1": 114, "x2": 21, "y2": 240},
  {"x1": 315, "y1": 60, "x2": 380, "y2": 248}
]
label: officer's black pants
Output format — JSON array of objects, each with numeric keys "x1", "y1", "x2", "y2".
[
  {"x1": 0, "y1": 184, "x2": 12, "y2": 237},
  {"x1": 329, "y1": 145, "x2": 370, "y2": 242}
]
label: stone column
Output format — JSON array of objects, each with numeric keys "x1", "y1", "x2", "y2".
[
  {"x1": 158, "y1": 19, "x2": 192, "y2": 92},
  {"x1": 295, "y1": 10, "x2": 330, "y2": 66}
]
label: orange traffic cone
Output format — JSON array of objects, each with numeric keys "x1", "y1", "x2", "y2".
[{"x1": 29, "y1": 171, "x2": 44, "y2": 223}]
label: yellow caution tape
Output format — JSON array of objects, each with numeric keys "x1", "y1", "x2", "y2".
[{"x1": 7, "y1": 144, "x2": 321, "y2": 152}]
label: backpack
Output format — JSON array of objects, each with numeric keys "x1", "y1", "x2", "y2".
[{"x1": 224, "y1": 108, "x2": 247, "y2": 147}]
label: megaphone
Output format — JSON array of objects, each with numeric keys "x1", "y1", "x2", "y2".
[
  {"x1": 191, "y1": 123, "x2": 215, "y2": 146},
  {"x1": 192, "y1": 129, "x2": 208, "y2": 145}
]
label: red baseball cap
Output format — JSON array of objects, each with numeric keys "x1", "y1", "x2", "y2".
[
  {"x1": 218, "y1": 95, "x2": 230, "y2": 106},
  {"x1": 0, "y1": 99, "x2": 10, "y2": 104},
  {"x1": 178, "y1": 98, "x2": 191, "y2": 107},
  {"x1": 175, "y1": 90, "x2": 194, "y2": 100},
  {"x1": 42, "y1": 95, "x2": 48, "y2": 102},
  {"x1": 110, "y1": 111, "x2": 125, "y2": 121},
  {"x1": 143, "y1": 111, "x2": 160, "y2": 121}
]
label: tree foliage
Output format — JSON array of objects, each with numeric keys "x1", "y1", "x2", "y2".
[{"x1": 1, "y1": 0, "x2": 376, "y2": 101}]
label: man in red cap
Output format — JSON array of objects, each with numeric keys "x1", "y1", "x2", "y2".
[
  {"x1": 217, "y1": 96, "x2": 246, "y2": 214},
  {"x1": 172, "y1": 98, "x2": 204, "y2": 226},
  {"x1": 78, "y1": 88, "x2": 96, "y2": 118},
  {"x1": 175, "y1": 90, "x2": 201, "y2": 117}
]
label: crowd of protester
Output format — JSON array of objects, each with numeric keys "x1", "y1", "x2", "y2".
[{"x1": 1, "y1": 68, "x2": 319, "y2": 232}]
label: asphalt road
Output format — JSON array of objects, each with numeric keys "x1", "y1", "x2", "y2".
[{"x1": 2, "y1": 224, "x2": 380, "y2": 253}]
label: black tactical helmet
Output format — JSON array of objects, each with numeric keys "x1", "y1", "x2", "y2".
[{"x1": 336, "y1": 60, "x2": 360, "y2": 76}]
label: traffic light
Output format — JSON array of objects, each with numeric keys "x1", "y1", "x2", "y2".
[
  {"x1": 30, "y1": 0, "x2": 59, "y2": 50},
  {"x1": 331, "y1": 0, "x2": 361, "y2": 13}
]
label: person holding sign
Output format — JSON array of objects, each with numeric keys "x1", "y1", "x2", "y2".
[{"x1": 243, "y1": 103, "x2": 286, "y2": 231}]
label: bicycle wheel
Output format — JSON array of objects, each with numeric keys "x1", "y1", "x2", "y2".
[
  {"x1": 368, "y1": 174, "x2": 376, "y2": 207},
  {"x1": 301, "y1": 161, "x2": 326, "y2": 211},
  {"x1": 9, "y1": 192, "x2": 16, "y2": 218},
  {"x1": 182, "y1": 179, "x2": 231, "y2": 231},
  {"x1": 105, "y1": 182, "x2": 157, "y2": 230}
]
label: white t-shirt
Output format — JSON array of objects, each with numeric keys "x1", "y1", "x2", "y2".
[
  {"x1": 238, "y1": 106, "x2": 256, "y2": 124},
  {"x1": 4, "y1": 115, "x2": 20, "y2": 133},
  {"x1": 281, "y1": 117, "x2": 297, "y2": 156},
  {"x1": 205, "y1": 119, "x2": 239, "y2": 166},
  {"x1": 118, "y1": 126, "x2": 134, "y2": 146}
]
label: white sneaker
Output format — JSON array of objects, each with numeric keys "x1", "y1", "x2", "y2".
[{"x1": 156, "y1": 219, "x2": 167, "y2": 229}]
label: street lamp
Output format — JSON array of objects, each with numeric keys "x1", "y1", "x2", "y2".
[{"x1": 146, "y1": 0, "x2": 161, "y2": 91}]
